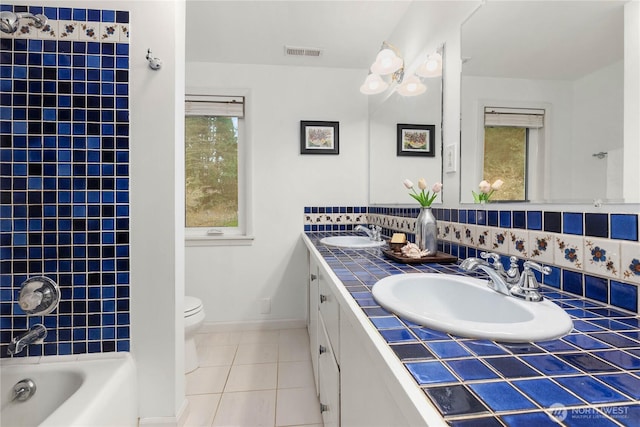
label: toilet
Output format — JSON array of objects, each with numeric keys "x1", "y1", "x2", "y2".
[{"x1": 184, "y1": 296, "x2": 206, "y2": 374}]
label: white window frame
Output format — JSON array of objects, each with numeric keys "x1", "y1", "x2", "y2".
[{"x1": 184, "y1": 90, "x2": 253, "y2": 246}]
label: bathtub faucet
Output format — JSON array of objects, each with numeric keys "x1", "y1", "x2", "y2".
[{"x1": 7, "y1": 324, "x2": 47, "y2": 356}]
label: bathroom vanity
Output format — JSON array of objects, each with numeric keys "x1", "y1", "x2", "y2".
[
  {"x1": 305, "y1": 234, "x2": 445, "y2": 426},
  {"x1": 304, "y1": 231, "x2": 640, "y2": 426}
]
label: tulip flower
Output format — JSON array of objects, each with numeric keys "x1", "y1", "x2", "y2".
[
  {"x1": 403, "y1": 178, "x2": 442, "y2": 207},
  {"x1": 472, "y1": 179, "x2": 504, "y2": 203},
  {"x1": 491, "y1": 179, "x2": 504, "y2": 190},
  {"x1": 478, "y1": 180, "x2": 491, "y2": 194}
]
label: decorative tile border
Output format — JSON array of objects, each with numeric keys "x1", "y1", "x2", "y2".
[
  {"x1": 303, "y1": 206, "x2": 368, "y2": 232},
  {"x1": 0, "y1": 6, "x2": 129, "y2": 43}
]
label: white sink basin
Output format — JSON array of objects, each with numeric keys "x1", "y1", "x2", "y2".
[
  {"x1": 320, "y1": 236, "x2": 385, "y2": 248},
  {"x1": 372, "y1": 273, "x2": 573, "y2": 343}
]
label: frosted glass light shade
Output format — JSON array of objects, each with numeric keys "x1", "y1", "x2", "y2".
[
  {"x1": 396, "y1": 74, "x2": 426, "y2": 96},
  {"x1": 360, "y1": 73, "x2": 389, "y2": 95},
  {"x1": 370, "y1": 48, "x2": 403, "y2": 75},
  {"x1": 416, "y1": 52, "x2": 442, "y2": 78}
]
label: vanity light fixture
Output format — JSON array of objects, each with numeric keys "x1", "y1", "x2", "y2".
[
  {"x1": 370, "y1": 42, "x2": 403, "y2": 75},
  {"x1": 360, "y1": 41, "x2": 405, "y2": 95},
  {"x1": 396, "y1": 74, "x2": 427, "y2": 97},
  {"x1": 416, "y1": 51, "x2": 443, "y2": 78},
  {"x1": 360, "y1": 73, "x2": 389, "y2": 95},
  {"x1": 360, "y1": 42, "x2": 440, "y2": 97}
]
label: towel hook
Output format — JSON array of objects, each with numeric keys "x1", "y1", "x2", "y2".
[{"x1": 146, "y1": 48, "x2": 162, "y2": 70}]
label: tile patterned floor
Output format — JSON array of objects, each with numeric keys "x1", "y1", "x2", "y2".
[{"x1": 182, "y1": 328, "x2": 324, "y2": 427}]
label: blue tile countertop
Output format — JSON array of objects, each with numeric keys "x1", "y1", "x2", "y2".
[{"x1": 306, "y1": 232, "x2": 640, "y2": 427}]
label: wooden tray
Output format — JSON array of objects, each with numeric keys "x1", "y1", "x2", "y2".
[{"x1": 382, "y1": 249, "x2": 458, "y2": 264}]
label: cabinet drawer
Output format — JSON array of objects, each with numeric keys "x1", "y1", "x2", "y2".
[
  {"x1": 319, "y1": 318, "x2": 340, "y2": 427},
  {"x1": 318, "y1": 269, "x2": 340, "y2": 362},
  {"x1": 308, "y1": 257, "x2": 320, "y2": 396}
]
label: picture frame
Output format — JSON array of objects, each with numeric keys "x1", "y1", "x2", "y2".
[
  {"x1": 300, "y1": 121, "x2": 339, "y2": 155},
  {"x1": 397, "y1": 124, "x2": 435, "y2": 157}
]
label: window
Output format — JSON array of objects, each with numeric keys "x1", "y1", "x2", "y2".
[
  {"x1": 185, "y1": 95, "x2": 251, "y2": 243},
  {"x1": 483, "y1": 107, "x2": 544, "y2": 202}
]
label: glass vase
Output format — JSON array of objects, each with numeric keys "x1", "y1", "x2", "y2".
[{"x1": 416, "y1": 206, "x2": 437, "y2": 255}]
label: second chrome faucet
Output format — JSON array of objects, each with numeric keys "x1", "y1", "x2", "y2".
[{"x1": 460, "y1": 251, "x2": 550, "y2": 302}]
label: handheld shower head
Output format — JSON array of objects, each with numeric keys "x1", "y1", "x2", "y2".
[{"x1": 0, "y1": 11, "x2": 47, "y2": 34}]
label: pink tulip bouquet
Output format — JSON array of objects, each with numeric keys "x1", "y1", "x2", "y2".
[
  {"x1": 472, "y1": 179, "x2": 504, "y2": 203},
  {"x1": 403, "y1": 178, "x2": 443, "y2": 207}
]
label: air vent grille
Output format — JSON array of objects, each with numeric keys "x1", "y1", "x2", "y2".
[{"x1": 284, "y1": 45, "x2": 323, "y2": 57}]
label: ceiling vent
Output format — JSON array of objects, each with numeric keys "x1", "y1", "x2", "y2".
[{"x1": 284, "y1": 45, "x2": 323, "y2": 57}]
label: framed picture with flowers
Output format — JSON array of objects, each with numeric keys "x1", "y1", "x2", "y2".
[
  {"x1": 300, "y1": 121, "x2": 339, "y2": 154},
  {"x1": 397, "y1": 124, "x2": 435, "y2": 157}
]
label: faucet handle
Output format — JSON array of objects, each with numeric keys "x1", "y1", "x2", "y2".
[
  {"x1": 523, "y1": 261, "x2": 551, "y2": 276},
  {"x1": 511, "y1": 261, "x2": 550, "y2": 302},
  {"x1": 480, "y1": 252, "x2": 504, "y2": 271}
]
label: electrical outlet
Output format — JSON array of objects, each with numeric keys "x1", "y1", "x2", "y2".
[{"x1": 260, "y1": 298, "x2": 271, "y2": 314}]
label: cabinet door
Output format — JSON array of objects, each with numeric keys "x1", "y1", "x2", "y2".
[
  {"x1": 308, "y1": 255, "x2": 320, "y2": 396},
  {"x1": 340, "y1": 313, "x2": 418, "y2": 426},
  {"x1": 318, "y1": 268, "x2": 340, "y2": 362},
  {"x1": 319, "y1": 317, "x2": 340, "y2": 427}
]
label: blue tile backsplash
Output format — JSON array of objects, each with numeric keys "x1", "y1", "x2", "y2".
[
  {"x1": 305, "y1": 229, "x2": 640, "y2": 425},
  {"x1": 0, "y1": 4, "x2": 130, "y2": 357},
  {"x1": 305, "y1": 205, "x2": 640, "y2": 314}
]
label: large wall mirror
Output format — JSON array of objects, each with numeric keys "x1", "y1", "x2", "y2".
[
  {"x1": 368, "y1": 49, "x2": 443, "y2": 205},
  {"x1": 459, "y1": 1, "x2": 638, "y2": 204}
]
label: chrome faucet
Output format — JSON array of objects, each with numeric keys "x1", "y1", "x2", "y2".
[
  {"x1": 460, "y1": 253, "x2": 550, "y2": 302},
  {"x1": 7, "y1": 324, "x2": 47, "y2": 356},
  {"x1": 480, "y1": 252, "x2": 520, "y2": 286},
  {"x1": 460, "y1": 256, "x2": 512, "y2": 296},
  {"x1": 510, "y1": 261, "x2": 551, "y2": 302},
  {"x1": 355, "y1": 224, "x2": 382, "y2": 241}
]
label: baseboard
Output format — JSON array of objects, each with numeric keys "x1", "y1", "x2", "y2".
[
  {"x1": 177, "y1": 398, "x2": 189, "y2": 427},
  {"x1": 200, "y1": 318, "x2": 306, "y2": 333},
  {"x1": 138, "y1": 399, "x2": 189, "y2": 427}
]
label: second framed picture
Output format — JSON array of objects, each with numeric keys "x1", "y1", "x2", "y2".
[
  {"x1": 300, "y1": 121, "x2": 339, "y2": 155},
  {"x1": 397, "y1": 124, "x2": 435, "y2": 157}
]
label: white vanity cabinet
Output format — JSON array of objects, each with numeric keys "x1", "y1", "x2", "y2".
[
  {"x1": 304, "y1": 236, "x2": 446, "y2": 427},
  {"x1": 308, "y1": 251, "x2": 340, "y2": 426}
]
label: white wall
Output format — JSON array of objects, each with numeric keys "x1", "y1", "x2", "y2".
[
  {"x1": 624, "y1": 0, "x2": 640, "y2": 203},
  {"x1": 185, "y1": 63, "x2": 368, "y2": 324},
  {"x1": 572, "y1": 61, "x2": 624, "y2": 201},
  {"x1": 123, "y1": 1, "x2": 186, "y2": 423}
]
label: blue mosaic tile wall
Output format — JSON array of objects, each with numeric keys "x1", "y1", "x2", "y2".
[{"x1": 0, "y1": 4, "x2": 130, "y2": 357}]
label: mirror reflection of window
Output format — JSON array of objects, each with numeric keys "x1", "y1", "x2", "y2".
[
  {"x1": 482, "y1": 107, "x2": 544, "y2": 202},
  {"x1": 483, "y1": 127, "x2": 526, "y2": 201}
]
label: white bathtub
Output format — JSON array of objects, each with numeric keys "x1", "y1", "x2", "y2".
[{"x1": 1, "y1": 352, "x2": 137, "y2": 427}]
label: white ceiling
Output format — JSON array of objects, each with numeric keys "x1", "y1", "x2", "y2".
[
  {"x1": 462, "y1": 1, "x2": 625, "y2": 80},
  {"x1": 185, "y1": 0, "x2": 626, "y2": 80},
  {"x1": 185, "y1": 0, "x2": 412, "y2": 69}
]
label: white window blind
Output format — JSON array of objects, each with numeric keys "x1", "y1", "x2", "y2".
[
  {"x1": 185, "y1": 95, "x2": 244, "y2": 117},
  {"x1": 484, "y1": 107, "x2": 544, "y2": 128}
]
